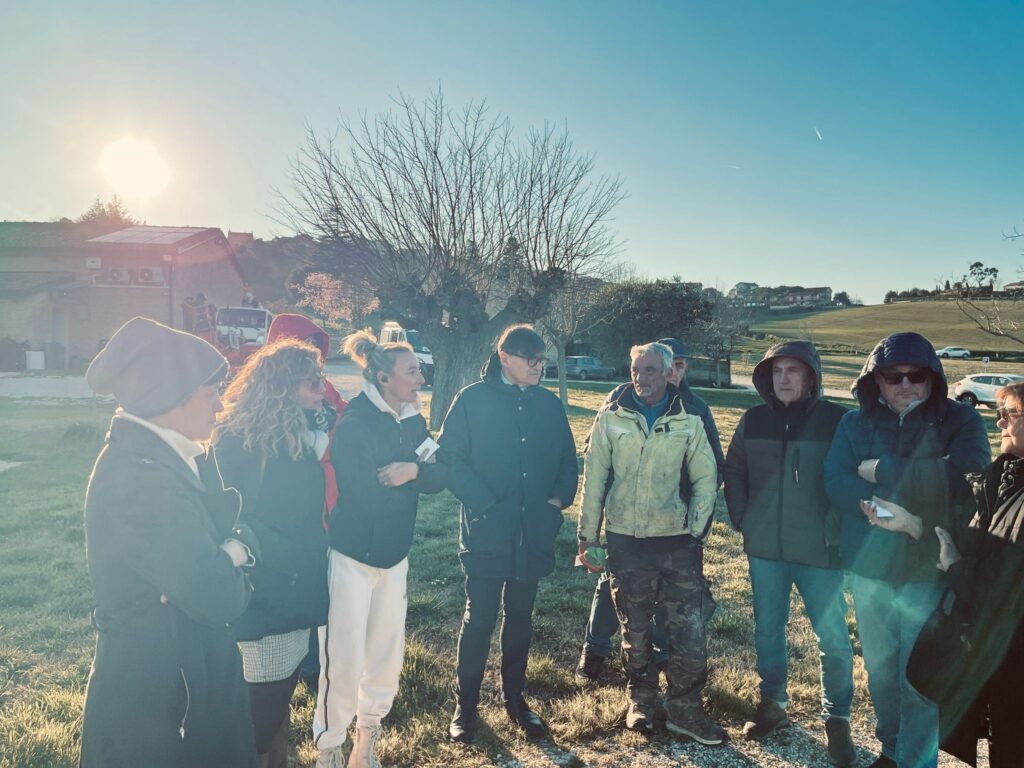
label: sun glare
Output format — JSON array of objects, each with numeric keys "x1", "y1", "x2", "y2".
[{"x1": 99, "y1": 137, "x2": 170, "y2": 201}]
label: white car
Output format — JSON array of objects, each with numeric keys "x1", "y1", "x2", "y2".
[
  {"x1": 936, "y1": 346, "x2": 971, "y2": 359},
  {"x1": 953, "y1": 373, "x2": 1024, "y2": 407}
]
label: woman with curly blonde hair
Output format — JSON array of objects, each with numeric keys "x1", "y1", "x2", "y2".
[
  {"x1": 214, "y1": 339, "x2": 337, "y2": 768},
  {"x1": 313, "y1": 331, "x2": 446, "y2": 768}
]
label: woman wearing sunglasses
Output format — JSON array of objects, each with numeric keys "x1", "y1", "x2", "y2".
[
  {"x1": 824, "y1": 331, "x2": 989, "y2": 768},
  {"x1": 922, "y1": 380, "x2": 1024, "y2": 766},
  {"x1": 214, "y1": 340, "x2": 336, "y2": 767}
]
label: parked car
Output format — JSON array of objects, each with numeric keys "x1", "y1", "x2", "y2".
[
  {"x1": 953, "y1": 373, "x2": 1024, "y2": 407},
  {"x1": 545, "y1": 356, "x2": 615, "y2": 381},
  {"x1": 936, "y1": 346, "x2": 971, "y2": 359}
]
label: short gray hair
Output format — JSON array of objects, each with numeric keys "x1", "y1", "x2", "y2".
[{"x1": 629, "y1": 342, "x2": 673, "y2": 374}]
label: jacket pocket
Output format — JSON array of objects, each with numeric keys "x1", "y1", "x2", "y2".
[
  {"x1": 523, "y1": 499, "x2": 563, "y2": 549},
  {"x1": 461, "y1": 504, "x2": 506, "y2": 554}
]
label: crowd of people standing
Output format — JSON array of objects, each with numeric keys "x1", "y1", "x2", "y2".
[{"x1": 78, "y1": 314, "x2": 1021, "y2": 768}]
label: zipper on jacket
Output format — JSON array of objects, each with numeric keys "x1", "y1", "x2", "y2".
[
  {"x1": 178, "y1": 667, "x2": 190, "y2": 739},
  {"x1": 776, "y1": 421, "x2": 789, "y2": 560},
  {"x1": 792, "y1": 447, "x2": 800, "y2": 485}
]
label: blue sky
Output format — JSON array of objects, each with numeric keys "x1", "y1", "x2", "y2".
[{"x1": 2, "y1": 1, "x2": 1021, "y2": 304}]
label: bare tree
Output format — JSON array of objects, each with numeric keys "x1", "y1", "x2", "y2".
[
  {"x1": 538, "y1": 271, "x2": 617, "y2": 406},
  {"x1": 695, "y1": 292, "x2": 751, "y2": 386},
  {"x1": 955, "y1": 250, "x2": 1024, "y2": 348},
  {"x1": 278, "y1": 91, "x2": 623, "y2": 425}
]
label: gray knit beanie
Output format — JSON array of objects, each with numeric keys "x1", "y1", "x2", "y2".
[{"x1": 86, "y1": 316, "x2": 228, "y2": 418}]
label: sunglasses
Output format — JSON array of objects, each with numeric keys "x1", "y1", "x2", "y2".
[
  {"x1": 508, "y1": 352, "x2": 547, "y2": 368},
  {"x1": 305, "y1": 373, "x2": 327, "y2": 389},
  {"x1": 997, "y1": 406, "x2": 1024, "y2": 422},
  {"x1": 877, "y1": 369, "x2": 930, "y2": 386}
]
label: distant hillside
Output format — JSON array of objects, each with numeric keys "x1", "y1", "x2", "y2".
[{"x1": 748, "y1": 300, "x2": 1024, "y2": 354}]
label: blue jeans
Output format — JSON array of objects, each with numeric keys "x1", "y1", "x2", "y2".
[
  {"x1": 748, "y1": 556, "x2": 853, "y2": 720},
  {"x1": 582, "y1": 571, "x2": 669, "y2": 665},
  {"x1": 849, "y1": 574, "x2": 943, "y2": 768}
]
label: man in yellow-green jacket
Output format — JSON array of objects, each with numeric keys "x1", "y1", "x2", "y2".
[{"x1": 577, "y1": 341, "x2": 722, "y2": 743}]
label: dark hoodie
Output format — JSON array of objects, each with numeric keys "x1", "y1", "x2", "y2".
[
  {"x1": 723, "y1": 340, "x2": 848, "y2": 568},
  {"x1": 438, "y1": 353, "x2": 579, "y2": 579},
  {"x1": 824, "y1": 332, "x2": 990, "y2": 584}
]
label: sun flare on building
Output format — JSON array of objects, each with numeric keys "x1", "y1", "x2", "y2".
[{"x1": 98, "y1": 137, "x2": 171, "y2": 201}]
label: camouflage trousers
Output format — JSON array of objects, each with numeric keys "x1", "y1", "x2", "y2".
[{"x1": 607, "y1": 536, "x2": 714, "y2": 710}]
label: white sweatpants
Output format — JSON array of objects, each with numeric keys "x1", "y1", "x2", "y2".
[{"x1": 313, "y1": 549, "x2": 408, "y2": 750}]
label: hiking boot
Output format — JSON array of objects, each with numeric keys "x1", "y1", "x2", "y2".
[
  {"x1": 448, "y1": 703, "x2": 478, "y2": 743},
  {"x1": 347, "y1": 725, "x2": 381, "y2": 768},
  {"x1": 574, "y1": 650, "x2": 605, "y2": 683},
  {"x1": 742, "y1": 698, "x2": 789, "y2": 740},
  {"x1": 825, "y1": 717, "x2": 857, "y2": 766},
  {"x1": 666, "y1": 702, "x2": 728, "y2": 746},
  {"x1": 315, "y1": 745, "x2": 345, "y2": 768},
  {"x1": 653, "y1": 699, "x2": 668, "y2": 722},
  {"x1": 625, "y1": 701, "x2": 654, "y2": 734},
  {"x1": 867, "y1": 756, "x2": 896, "y2": 768}
]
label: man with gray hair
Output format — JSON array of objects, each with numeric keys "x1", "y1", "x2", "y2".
[{"x1": 577, "y1": 342, "x2": 724, "y2": 743}]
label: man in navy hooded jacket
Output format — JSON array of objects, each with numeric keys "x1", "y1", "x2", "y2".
[{"x1": 825, "y1": 332, "x2": 989, "y2": 768}]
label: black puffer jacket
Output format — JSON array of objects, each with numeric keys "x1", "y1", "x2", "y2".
[
  {"x1": 81, "y1": 417, "x2": 256, "y2": 768},
  {"x1": 329, "y1": 389, "x2": 447, "y2": 568},
  {"x1": 438, "y1": 354, "x2": 579, "y2": 580},
  {"x1": 214, "y1": 428, "x2": 329, "y2": 641},
  {"x1": 825, "y1": 332, "x2": 990, "y2": 584},
  {"x1": 724, "y1": 341, "x2": 848, "y2": 568}
]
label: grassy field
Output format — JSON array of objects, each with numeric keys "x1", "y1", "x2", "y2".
[
  {"x1": 745, "y1": 301, "x2": 1024, "y2": 356},
  {"x1": 0, "y1": 388, "x2": 1000, "y2": 766}
]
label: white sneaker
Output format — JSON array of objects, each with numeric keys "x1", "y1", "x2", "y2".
[
  {"x1": 316, "y1": 744, "x2": 346, "y2": 768},
  {"x1": 347, "y1": 725, "x2": 382, "y2": 768}
]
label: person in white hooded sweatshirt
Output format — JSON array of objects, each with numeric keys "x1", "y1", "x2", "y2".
[{"x1": 314, "y1": 331, "x2": 446, "y2": 768}]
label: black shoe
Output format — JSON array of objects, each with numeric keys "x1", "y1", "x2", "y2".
[
  {"x1": 448, "y1": 703, "x2": 477, "y2": 743},
  {"x1": 867, "y1": 757, "x2": 896, "y2": 768},
  {"x1": 505, "y1": 697, "x2": 545, "y2": 740},
  {"x1": 574, "y1": 650, "x2": 605, "y2": 683},
  {"x1": 742, "y1": 698, "x2": 789, "y2": 741}
]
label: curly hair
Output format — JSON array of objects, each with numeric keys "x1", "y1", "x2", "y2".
[
  {"x1": 342, "y1": 330, "x2": 413, "y2": 384},
  {"x1": 214, "y1": 339, "x2": 323, "y2": 461}
]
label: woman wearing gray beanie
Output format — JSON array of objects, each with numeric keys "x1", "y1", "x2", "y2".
[{"x1": 80, "y1": 316, "x2": 260, "y2": 768}]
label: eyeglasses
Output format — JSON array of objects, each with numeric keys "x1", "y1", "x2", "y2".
[
  {"x1": 997, "y1": 406, "x2": 1024, "y2": 422},
  {"x1": 508, "y1": 352, "x2": 547, "y2": 368},
  {"x1": 877, "y1": 369, "x2": 930, "y2": 386}
]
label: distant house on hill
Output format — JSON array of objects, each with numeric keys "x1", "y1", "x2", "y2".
[
  {"x1": 0, "y1": 222, "x2": 249, "y2": 369},
  {"x1": 727, "y1": 282, "x2": 833, "y2": 309}
]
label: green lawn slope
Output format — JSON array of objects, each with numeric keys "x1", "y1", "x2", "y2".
[{"x1": 749, "y1": 301, "x2": 1024, "y2": 354}]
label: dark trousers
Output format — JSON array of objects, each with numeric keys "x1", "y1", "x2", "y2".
[
  {"x1": 248, "y1": 666, "x2": 301, "y2": 759},
  {"x1": 583, "y1": 571, "x2": 670, "y2": 663},
  {"x1": 455, "y1": 575, "x2": 539, "y2": 709}
]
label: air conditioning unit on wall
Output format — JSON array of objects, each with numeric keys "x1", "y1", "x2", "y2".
[
  {"x1": 137, "y1": 266, "x2": 166, "y2": 285},
  {"x1": 107, "y1": 268, "x2": 133, "y2": 284}
]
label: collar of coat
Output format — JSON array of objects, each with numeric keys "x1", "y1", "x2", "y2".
[
  {"x1": 105, "y1": 415, "x2": 211, "y2": 493},
  {"x1": 607, "y1": 382, "x2": 684, "y2": 418}
]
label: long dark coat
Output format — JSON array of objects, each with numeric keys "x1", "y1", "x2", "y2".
[
  {"x1": 80, "y1": 417, "x2": 256, "y2": 768},
  {"x1": 438, "y1": 354, "x2": 579, "y2": 580},
  {"x1": 215, "y1": 431, "x2": 329, "y2": 641},
  {"x1": 938, "y1": 454, "x2": 1024, "y2": 765}
]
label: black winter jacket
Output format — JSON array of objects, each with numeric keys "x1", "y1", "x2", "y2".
[
  {"x1": 81, "y1": 416, "x2": 256, "y2": 768},
  {"x1": 825, "y1": 332, "x2": 990, "y2": 584},
  {"x1": 329, "y1": 390, "x2": 447, "y2": 568},
  {"x1": 724, "y1": 341, "x2": 848, "y2": 568},
  {"x1": 439, "y1": 354, "x2": 579, "y2": 580},
  {"x1": 938, "y1": 454, "x2": 1024, "y2": 765},
  {"x1": 215, "y1": 429, "x2": 329, "y2": 640}
]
